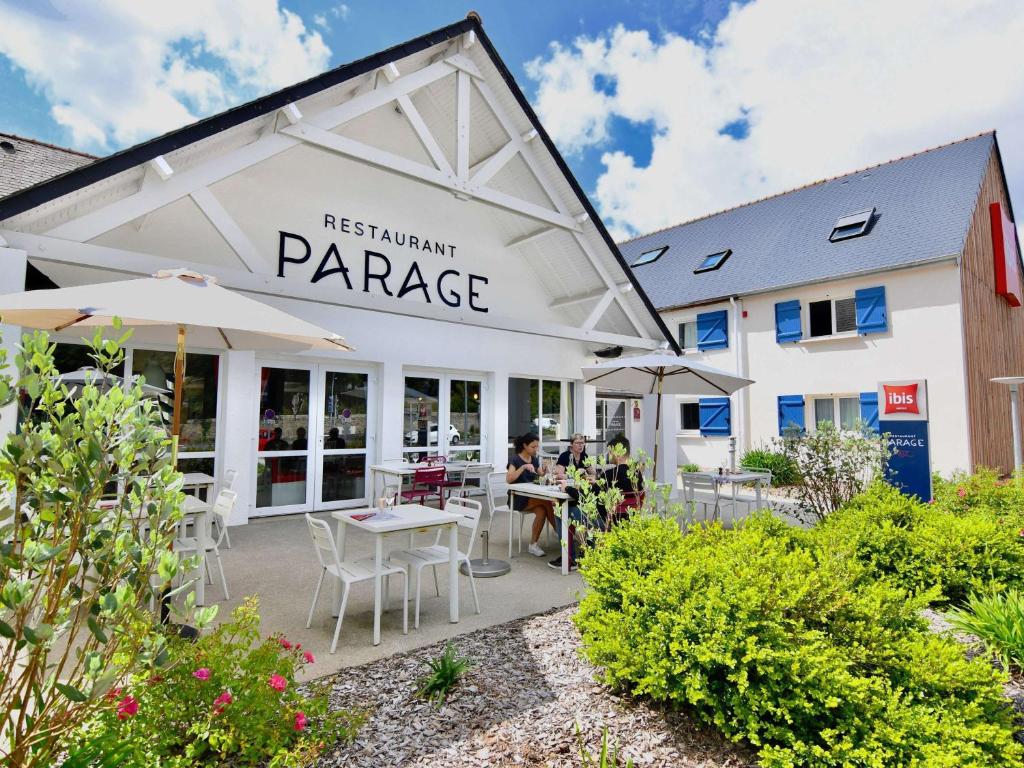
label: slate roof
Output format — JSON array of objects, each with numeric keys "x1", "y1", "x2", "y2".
[
  {"x1": 621, "y1": 132, "x2": 998, "y2": 310},
  {"x1": 0, "y1": 133, "x2": 96, "y2": 199}
]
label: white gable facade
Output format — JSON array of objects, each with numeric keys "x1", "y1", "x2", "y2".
[{"x1": 0, "y1": 17, "x2": 674, "y2": 522}]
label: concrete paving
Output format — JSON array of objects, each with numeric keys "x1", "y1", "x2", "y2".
[{"x1": 204, "y1": 498, "x2": 583, "y2": 680}]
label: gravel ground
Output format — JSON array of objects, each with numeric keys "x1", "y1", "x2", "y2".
[{"x1": 315, "y1": 606, "x2": 754, "y2": 768}]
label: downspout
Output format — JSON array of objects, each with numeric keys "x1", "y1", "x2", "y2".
[{"x1": 729, "y1": 296, "x2": 747, "y2": 456}]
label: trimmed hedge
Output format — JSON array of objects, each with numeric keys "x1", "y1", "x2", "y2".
[{"x1": 575, "y1": 513, "x2": 1023, "y2": 767}]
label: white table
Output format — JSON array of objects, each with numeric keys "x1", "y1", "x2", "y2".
[
  {"x1": 368, "y1": 462, "x2": 493, "y2": 504},
  {"x1": 507, "y1": 483, "x2": 572, "y2": 575},
  {"x1": 331, "y1": 504, "x2": 463, "y2": 645},
  {"x1": 684, "y1": 470, "x2": 771, "y2": 519},
  {"x1": 181, "y1": 472, "x2": 216, "y2": 501}
]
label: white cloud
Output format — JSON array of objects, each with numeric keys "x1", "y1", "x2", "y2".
[
  {"x1": 0, "y1": 0, "x2": 331, "y2": 151},
  {"x1": 526, "y1": 0, "x2": 1024, "y2": 238},
  {"x1": 313, "y1": 3, "x2": 350, "y2": 31}
]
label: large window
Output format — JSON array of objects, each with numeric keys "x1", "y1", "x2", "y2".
[
  {"x1": 133, "y1": 349, "x2": 220, "y2": 453},
  {"x1": 811, "y1": 395, "x2": 859, "y2": 431},
  {"x1": 508, "y1": 377, "x2": 575, "y2": 455},
  {"x1": 808, "y1": 297, "x2": 857, "y2": 338},
  {"x1": 402, "y1": 374, "x2": 483, "y2": 462}
]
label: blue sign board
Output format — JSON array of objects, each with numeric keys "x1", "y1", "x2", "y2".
[{"x1": 880, "y1": 419, "x2": 932, "y2": 501}]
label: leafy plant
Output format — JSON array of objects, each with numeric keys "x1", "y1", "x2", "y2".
[
  {"x1": 0, "y1": 328, "x2": 205, "y2": 768},
  {"x1": 739, "y1": 445, "x2": 800, "y2": 486},
  {"x1": 415, "y1": 642, "x2": 472, "y2": 707},
  {"x1": 576, "y1": 723, "x2": 634, "y2": 767},
  {"x1": 679, "y1": 462, "x2": 700, "y2": 473},
  {"x1": 68, "y1": 597, "x2": 363, "y2": 766},
  {"x1": 946, "y1": 590, "x2": 1024, "y2": 672},
  {"x1": 575, "y1": 513, "x2": 1023, "y2": 767},
  {"x1": 778, "y1": 420, "x2": 890, "y2": 522}
]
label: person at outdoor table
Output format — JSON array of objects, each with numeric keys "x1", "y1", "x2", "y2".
[
  {"x1": 507, "y1": 432, "x2": 556, "y2": 557},
  {"x1": 552, "y1": 433, "x2": 590, "y2": 479}
]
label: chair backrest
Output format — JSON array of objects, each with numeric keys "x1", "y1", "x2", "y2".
[
  {"x1": 412, "y1": 466, "x2": 446, "y2": 485},
  {"x1": 679, "y1": 471, "x2": 718, "y2": 499},
  {"x1": 614, "y1": 490, "x2": 646, "y2": 516},
  {"x1": 424, "y1": 455, "x2": 446, "y2": 465},
  {"x1": 222, "y1": 468, "x2": 238, "y2": 491},
  {"x1": 486, "y1": 471, "x2": 508, "y2": 513},
  {"x1": 442, "y1": 497, "x2": 483, "y2": 554},
  {"x1": 305, "y1": 514, "x2": 340, "y2": 571},
  {"x1": 210, "y1": 489, "x2": 237, "y2": 546},
  {"x1": 739, "y1": 466, "x2": 773, "y2": 484}
]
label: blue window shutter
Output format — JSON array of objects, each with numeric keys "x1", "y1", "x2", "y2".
[
  {"x1": 696, "y1": 310, "x2": 729, "y2": 350},
  {"x1": 699, "y1": 397, "x2": 731, "y2": 436},
  {"x1": 859, "y1": 392, "x2": 879, "y2": 432},
  {"x1": 777, "y1": 395, "x2": 805, "y2": 435},
  {"x1": 775, "y1": 300, "x2": 802, "y2": 343},
  {"x1": 855, "y1": 286, "x2": 887, "y2": 334}
]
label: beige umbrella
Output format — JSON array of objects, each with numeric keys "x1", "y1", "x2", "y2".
[{"x1": 0, "y1": 269, "x2": 352, "y2": 438}]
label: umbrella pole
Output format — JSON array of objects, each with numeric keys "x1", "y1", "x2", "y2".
[
  {"x1": 652, "y1": 372, "x2": 663, "y2": 482},
  {"x1": 171, "y1": 323, "x2": 186, "y2": 438}
]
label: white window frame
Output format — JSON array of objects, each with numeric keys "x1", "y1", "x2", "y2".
[
  {"x1": 803, "y1": 295, "x2": 858, "y2": 341},
  {"x1": 402, "y1": 369, "x2": 486, "y2": 463},
  {"x1": 677, "y1": 317, "x2": 698, "y2": 352},
  {"x1": 506, "y1": 376, "x2": 576, "y2": 456},
  {"x1": 808, "y1": 394, "x2": 861, "y2": 432},
  {"x1": 677, "y1": 397, "x2": 701, "y2": 437}
]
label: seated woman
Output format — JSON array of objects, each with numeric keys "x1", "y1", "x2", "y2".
[
  {"x1": 507, "y1": 432, "x2": 556, "y2": 557},
  {"x1": 552, "y1": 433, "x2": 589, "y2": 480}
]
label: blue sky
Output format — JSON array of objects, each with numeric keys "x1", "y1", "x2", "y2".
[{"x1": 2, "y1": 1, "x2": 1023, "y2": 238}]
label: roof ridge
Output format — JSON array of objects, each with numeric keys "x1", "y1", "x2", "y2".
[
  {"x1": 0, "y1": 132, "x2": 98, "y2": 160},
  {"x1": 618, "y1": 130, "x2": 996, "y2": 246}
]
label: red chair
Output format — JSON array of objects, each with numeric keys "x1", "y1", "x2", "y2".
[
  {"x1": 423, "y1": 455, "x2": 446, "y2": 465},
  {"x1": 608, "y1": 491, "x2": 645, "y2": 528},
  {"x1": 400, "y1": 466, "x2": 446, "y2": 506}
]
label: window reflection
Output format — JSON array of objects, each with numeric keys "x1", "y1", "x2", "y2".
[
  {"x1": 258, "y1": 368, "x2": 310, "y2": 452},
  {"x1": 323, "y1": 372, "x2": 367, "y2": 450},
  {"x1": 403, "y1": 377, "x2": 440, "y2": 459},
  {"x1": 132, "y1": 349, "x2": 218, "y2": 452}
]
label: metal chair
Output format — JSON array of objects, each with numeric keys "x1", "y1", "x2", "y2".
[
  {"x1": 679, "y1": 472, "x2": 724, "y2": 525},
  {"x1": 399, "y1": 466, "x2": 446, "y2": 506},
  {"x1": 387, "y1": 497, "x2": 482, "y2": 629},
  {"x1": 174, "y1": 489, "x2": 236, "y2": 600},
  {"x1": 211, "y1": 468, "x2": 237, "y2": 549},
  {"x1": 304, "y1": 514, "x2": 408, "y2": 653},
  {"x1": 486, "y1": 470, "x2": 530, "y2": 557}
]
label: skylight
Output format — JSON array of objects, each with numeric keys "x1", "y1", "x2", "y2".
[
  {"x1": 694, "y1": 249, "x2": 731, "y2": 274},
  {"x1": 631, "y1": 246, "x2": 668, "y2": 267},
  {"x1": 829, "y1": 208, "x2": 875, "y2": 242}
]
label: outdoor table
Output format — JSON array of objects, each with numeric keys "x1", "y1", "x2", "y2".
[
  {"x1": 368, "y1": 461, "x2": 493, "y2": 504},
  {"x1": 180, "y1": 494, "x2": 212, "y2": 605},
  {"x1": 331, "y1": 504, "x2": 463, "y2": 645},
  {"x1": 507, "y1": 483, "x2": 572, "y2": 575},
  {"x1": 687, "y1": 470, "x2": 771, "y2": 519},
  {"x1": 181, "y1": 472, "x2": 216, "y2": 501}
]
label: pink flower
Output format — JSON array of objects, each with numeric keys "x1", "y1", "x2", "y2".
[
  {"x1": 212, "y1": 691, "x2": 233, "y2": 715},
  {"x1": 295, "y1": 643, "x2": 302, "y2": 650},
  {"x1": 294, "y1": 711, "x2": 308, "y2": 731},
  {"x1": 116, "y1": 695, "x2": 139, "y2": 720},
  {"x1": 957, "y1": 487, "x2": 967, "y2": 498},
  {"x1": 268, "y1": 674, "x2": 288, "y2": 693},
  {"x1": 303, "y1": 651, "x2": 315, "y2": 664},
  {"x1": 193, "y1": 668, "x2": 211, "y2": 681},
  {"x1": 105, "y1": 686, "x2": 123, "y2": 702},
  {"x1": 279, "y1": 638, "x2": 293, "y2": 650}
]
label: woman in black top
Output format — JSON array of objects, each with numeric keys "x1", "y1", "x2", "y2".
[
  {"x1": 554, "y1": 433, "x2": 589, "y2": 478},
  {"x1": 507, "y1": 432, "x2": 555, "y2": 557}
]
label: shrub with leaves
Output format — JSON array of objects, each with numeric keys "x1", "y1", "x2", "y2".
[
  {"x1": 69, "y1": 597, "x2": 363, "y2": 766},
  {"x1": 575, "y1": 513, "x2": 1023, "y2": 767},
  {"x1": 739, "y1": 445, "x2": 800, "y2": 486},
  {"x1": 778, "y1": 420, "x2": 890, "y2": 522},
  {"x1": 416, "y1": 642, "x2": 472, "y2": 707},
  {"x1": 946, "y1": 589, "x2": 1024, "y2": 672},
  {"x1": 0, "y1": 329, "x2": 202, "y2": 768},
  {"x1": 933, "y1": 467, "x2": 1024, "y2": 524}
]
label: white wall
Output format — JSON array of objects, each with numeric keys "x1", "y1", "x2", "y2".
[{"x1": 660, "y1": 261, "x2": 970, "y2": 475}]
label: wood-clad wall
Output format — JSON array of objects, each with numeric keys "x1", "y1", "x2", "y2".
[{"x1": 961, "y1": 148, "x2": 1024, "y2": 473}]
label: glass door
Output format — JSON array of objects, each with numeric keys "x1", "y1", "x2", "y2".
[
  {"x1": 402, "y1": 373, "x2": 484, "y2": 462},
  {"x1": 316, "y1": 370, "x2": 370, "y2": 509},
  {"x1": 255, "y1": 366, "x2": 313, "y2": 514}
]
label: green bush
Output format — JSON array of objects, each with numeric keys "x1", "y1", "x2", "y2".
[
  {"x1": 69, "y1": 597, "x2": 363, "y2": 767},
  {"x1": 933, "y1": 467, "x2": 1024, "y2": 525},
  {"x1": 812, "y1": 482, "x2": 1024, "y2": 604},
  {"x1": 679, "y1": 462, "x2": 700, "y2": 473},
  {"x1": 946, "y1": 589, "x2": 1024, "y2": 672},
  {"x1": 576, "y1": 514, "x2": 1023, "y2": 767},
  {"x1": 739, "y1": 446, "x2": 800, "y2": 486}
]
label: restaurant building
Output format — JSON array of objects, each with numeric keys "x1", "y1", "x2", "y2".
[
  {"x1": 0, "y1": 15, "x2": 677, "y2": 524},
  {"x1": 621, "y1": 132, "x2": 1024, "y2": 476}
]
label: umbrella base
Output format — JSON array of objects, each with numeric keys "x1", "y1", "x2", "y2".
[{"x1": 461, "y1": 558, "x2": 511, "y2": 577}]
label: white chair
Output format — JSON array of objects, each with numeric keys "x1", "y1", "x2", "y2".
[
  {"x1": 174, "y1": 489, "x2": 236, "y2": 601},
  {"x1": 450, "y1": 463, "x2": 489, "y2": 500},
  {"x1": 304, "y1": 514, "x2": 409, "y2": 653},
  {"x1": 212, "y1": 468, "x2": 237, "y2": 548},
  {"x1": 387, "y1": 497, "x2": 482, "y2": 630},
  {"x1": 486, "y1": 470, "x2": 529, "y2": 557},
  {"x1": 679, "y1": 472, "x2": 728, "y2": 526}
]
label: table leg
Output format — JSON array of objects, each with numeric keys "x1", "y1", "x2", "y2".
[
  {"x1": 373, "y1": 534, "x2": 383, "y2": 645},
  {"x1": 194, "y1": 510, "x2": 208, "y2": 606},
  {"x1": 332, "y1": 521, "x2": 348, "y2": 617},
  {"x1": 448, "y1": 523, "x2": 459, "y2": 623},
  {"x1": 508, "y1": 491, "x2": 515, "y2": 559},
  {"x1": 732, "y1": 482, "x2": 738, "y2": 524},
  {"x1": 560, "y1": 501, "x2": 569, "y2": 576},
  {"x1": 755, "y1": 480, "x2": 763, "y2": 510}
]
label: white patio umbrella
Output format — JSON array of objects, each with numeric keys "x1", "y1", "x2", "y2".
[
  {"x1": 582, "y1": 352, "x2": 754, "y2": 480},
  {"x1": 0, "y1": 269, "x2": 352, "y2": 439}
]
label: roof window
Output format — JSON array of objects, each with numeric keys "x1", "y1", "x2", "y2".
[
  {"x1": 631, "y1": 245, "x2": 668, "y2": 267},
  {"x1": 829, "y1": 208, "x2": 875, "y2": 242},
  {"x1": 694, "y1": 249, "x2": 731, "y2": 274},
  {"x1": 0, "y1": 141, "x2": 15, "y2": 154}
]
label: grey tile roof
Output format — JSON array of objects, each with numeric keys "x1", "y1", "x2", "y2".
[
  {"x1": 0, "y1": 133, "x2": 96, "y2": 199},
  {"x1": 620, "y1": 133, "x2": 995, "y2": 310}
]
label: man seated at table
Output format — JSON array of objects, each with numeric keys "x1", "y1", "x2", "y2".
[{"x1": 548, "y1": 435, "x2": 640, "y2": 571}]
